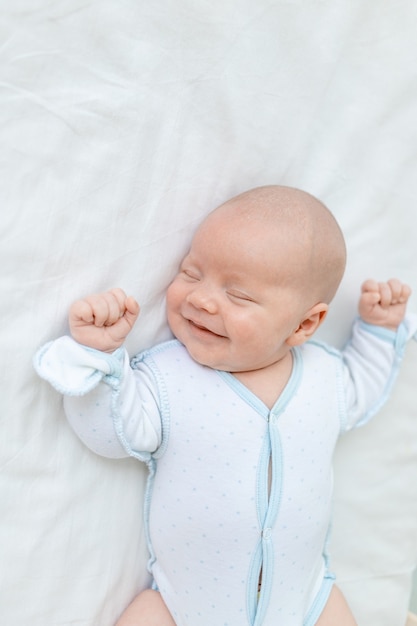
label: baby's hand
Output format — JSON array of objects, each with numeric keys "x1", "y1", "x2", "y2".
[
  {"x1": 358, "y1": 279, "x2": 411, "y2": 330},
  {"x1": 69, "y1": 288, "x2": 140, "y2": 352}
]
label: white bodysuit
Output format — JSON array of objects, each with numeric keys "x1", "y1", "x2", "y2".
[{"x1": 34, "y1": 318, "x2": 414, "y2": 625}]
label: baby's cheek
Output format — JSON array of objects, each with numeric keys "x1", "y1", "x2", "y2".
[
  {"x1": 166, "y1": 281, "x2": 181, "y2": 311},
  {"x1": 231, "y1": 320, "x2": 260, "y2": 348}
]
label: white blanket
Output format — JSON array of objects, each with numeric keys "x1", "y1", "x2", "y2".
[{"x1": 1, "y1": 2, "x2": 416, "y2": 625}]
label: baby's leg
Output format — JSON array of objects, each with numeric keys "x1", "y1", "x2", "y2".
[
  {"x1": 316, "y1": 585, "x2": 358, "y2": 626},
  {"x1": 115, "y1": 589, "x2": 176, "y2": 626}
]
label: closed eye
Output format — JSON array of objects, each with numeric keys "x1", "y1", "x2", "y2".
[
  {"x1": 227, "y1": 291, "x2": 256, "y2": 303},
  {"x1": 181, "y1": 268, "x2": 200, "y2": 282}
]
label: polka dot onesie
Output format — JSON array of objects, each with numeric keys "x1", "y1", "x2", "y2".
[{"x1": 34, "y1": 318, "x2": 415, "y2": 625}]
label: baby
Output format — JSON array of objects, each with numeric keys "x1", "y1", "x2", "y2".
[{"x1": 35, "y1": 185, "x2": 413, "y2": 626}]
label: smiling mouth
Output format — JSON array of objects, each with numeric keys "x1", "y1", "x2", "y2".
[{"x1": 188, "y1": 319, "x2": 226, "y2": 338}]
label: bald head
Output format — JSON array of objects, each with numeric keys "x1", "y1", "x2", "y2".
[{"x1": 206, "y1": 185, "x2": 346, "y2": 305}]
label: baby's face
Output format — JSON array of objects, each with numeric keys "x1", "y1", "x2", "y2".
[{"x1": 166, "y1": 207, "x2": 311, "y2": 373}]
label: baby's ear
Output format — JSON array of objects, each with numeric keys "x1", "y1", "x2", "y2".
[{"x1": 286, "y1": 303, "x2": 328, "y2": 347}]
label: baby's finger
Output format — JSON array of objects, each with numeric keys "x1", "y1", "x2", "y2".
[
  {"x1": 82, "y1": 293, "x2": 113, "y2": 327},
  {"x1": 81, "y1": 291, "x2": 122, "y2": 327},
  {"x1": 361, "y1": 279, "x2": 379, "y2": 295},
  {"x1": 387, "y1": 278, "x2": 411, "y2": 304},
  {"x1": 70, "y1": 299, "x2": 95, "y2": 324},
  {"x1": 400, "y1": 283, "x2": 412, "y2": 303},
  {"x1": 102, "y1": 289, "x2": 129, "y2": 326},
  {"x1": 377, "y1": 282, "x2": 394, "y2": 309},
  {"x1": 123, "y1": 296, "x2": 140, "y2": 329},
  {"x1": 107, "y1": 288, "x2": 129, "y2": 310},
  {"x1": 386, "y1": 278, "x2": 403, "y2": 303},
  {"x1": 360, "y1": 290, "x2": 381, "y2": 306}
]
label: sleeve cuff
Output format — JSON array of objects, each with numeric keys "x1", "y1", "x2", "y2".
[
  {"x1": 358, "y1": 312, "x2": 417, "y2": 354},
  {"x1": 33, "y1": 336, "x2": 126, "y2": 396}
]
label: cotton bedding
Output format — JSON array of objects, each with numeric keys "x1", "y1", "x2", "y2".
[{"x1": 1, "y1": 2, "x2": 417, "y2": 625}]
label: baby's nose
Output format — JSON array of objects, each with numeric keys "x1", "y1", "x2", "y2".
[{"x1": 186, "y1": 285, "x2": 217, "y2": 314}]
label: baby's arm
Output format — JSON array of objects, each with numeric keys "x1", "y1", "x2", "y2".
[
  {"x1": 340, "y1": 277, "x2": 413, "y2": 431},
  {"x1": 69, "y1": 287, "x2": 140, "y2": 352},
  {"x1": 34, "y1": 287, "x2": 161, "y2": 459},
  {"x1": 358, "y1": 278, "x2": 411, "y2": 330}
]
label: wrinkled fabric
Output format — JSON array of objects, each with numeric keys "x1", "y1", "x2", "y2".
[{"x1": 2, "y1": 1, "x2": 417, "y2": 625}]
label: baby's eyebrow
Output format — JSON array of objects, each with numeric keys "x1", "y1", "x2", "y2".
[
  {"x1": 181, "y1": 252, "x2": 194, "y2": 263},
  {"x1": 180, "y1": 259, "x2": 195, "y2": 270}
]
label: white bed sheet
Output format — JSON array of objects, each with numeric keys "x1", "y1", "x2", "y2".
[{"x1": 1, "y1": 1, "x2": 417, "y2": 625}]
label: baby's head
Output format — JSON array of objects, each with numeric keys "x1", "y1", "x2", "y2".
[{"x1": 166, "y1": 185, "x2": 346, "y2": 373}]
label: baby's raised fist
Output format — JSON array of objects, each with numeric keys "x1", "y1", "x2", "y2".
[
  {"x1": 69, "y1": 288, "x2": 140, "y2": 352},
  {"x1": 359, "y1": 278, "x2": 411, "y2": 330}
]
